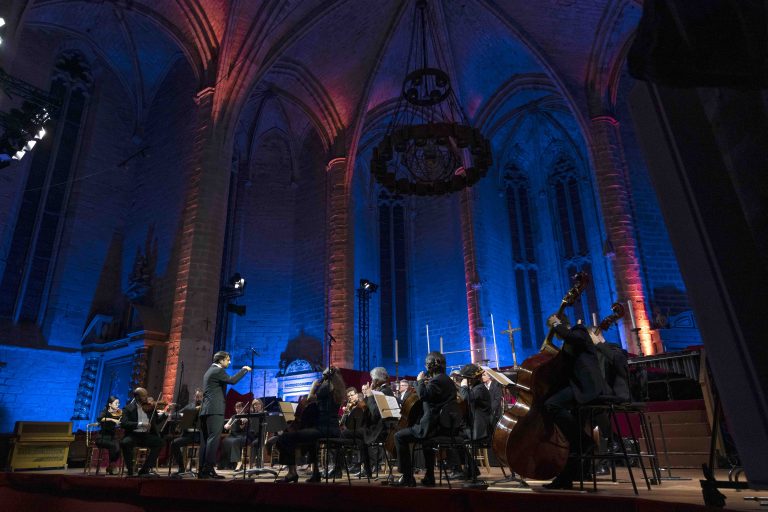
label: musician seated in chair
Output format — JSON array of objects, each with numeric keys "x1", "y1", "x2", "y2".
[
  {"x1": 96, "y1": 396, "x2": 123, "y2": 475},
  {"x1": 334, "y1": 387, "x2": 368, "y2": 476},
  {"x1": 454, "y1": 363, "x2": 492, "y2": 480},
  {"x1": 274, "y1": 367, "x2": 345, "y2": 483},
  {"x1": 170, "y1": 388, "x2": 203, "y2": 476},
  {"x1": 352, "y1": 367, "x2": 395, "y2": 478},
  {"x1": 393, "y1": 351, "x2": 456, "y2": 487},
  {"x1": 120, "y1": 387, "x2": 172, "y2": 477},
  {"x1": 543, "y1": 315, "x2": 608, "y2": 490}
]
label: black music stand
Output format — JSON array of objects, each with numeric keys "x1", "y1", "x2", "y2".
[
  {"x1": 235, "y1": 412, "x2": 286, "y2": 479},
  {"x1": 174, "y1": 406, "x2": 201, "y2": 478}
]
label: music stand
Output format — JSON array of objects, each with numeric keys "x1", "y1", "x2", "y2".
[
  {"x1": 174, "y1": 406, "x2": 201, "y2": 478},
  {"x1": 236, "y1": 412, "x2": 286, "y2": 478}
]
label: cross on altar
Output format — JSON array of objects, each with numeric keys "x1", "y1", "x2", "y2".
[{"x1": 501, "y1": 321, "x2": 522, "y2": 367}]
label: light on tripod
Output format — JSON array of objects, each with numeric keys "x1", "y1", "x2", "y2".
[{"x1": 359, "y1": 278, "x2": 378, "y2": 292}]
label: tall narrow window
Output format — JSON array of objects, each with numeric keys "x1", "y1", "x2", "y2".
[
  {"x1": 549, "y1": 155, "x2": 598, "y2": 323},
  {"x1": 0, "y1": 52, "x2": 92, "y2": 324},
  {"x1": 505, "y1": 168, "x2": 543, "y2": 349},
  {"x1": 378, "y1": 191, "x2": 409, "y2": 360}
]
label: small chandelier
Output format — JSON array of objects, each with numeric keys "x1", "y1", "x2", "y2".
[{"x1": 370, "y1": 0, "x2": 492, "y2": 196}]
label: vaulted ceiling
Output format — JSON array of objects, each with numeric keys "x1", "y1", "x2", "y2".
[{"x1": 10, "y1": 0, "x2": 641, "y2": 147}]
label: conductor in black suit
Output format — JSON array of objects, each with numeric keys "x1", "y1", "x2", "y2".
[
  {"x1": 198, "y1": 351, "x2": 251, "y2": 479},
  {"x1": 393, "y1": 351, "x2": 457, "y2": 487},
  {"x1": 543, "y1": 315, "x2": 607, "y2": 489}
]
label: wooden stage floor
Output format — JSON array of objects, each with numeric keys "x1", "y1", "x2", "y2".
[{"x1": 1, "y1": 465, "x2": 762, "y2": 512}]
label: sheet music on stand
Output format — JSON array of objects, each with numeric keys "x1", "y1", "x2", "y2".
[
  {"x1": 278, "y1": 401, "x2": 297, "y2": 422},
  {"x1": 480, "y1": 365, "x2": 514, "y2": 387},
  {"x1": 372, "y1": 390, "x2": 401, "y2": 419}
]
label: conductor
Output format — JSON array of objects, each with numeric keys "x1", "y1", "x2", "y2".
[{"x1": 199, "y1": 351, "x2": 251, "y2": 479}]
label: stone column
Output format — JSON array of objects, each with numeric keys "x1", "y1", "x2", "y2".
[
  {"x1": 163, "y1": 87, "x2": 231, "y2": 398},
  {"x1": 325, "y1": 157, "x2": 354, "y2": 368},
  {"x1": 589, "y1": 114, "x2": 654, "y2": 355},
  {"x1": 459, "y1": 189, "x2": 483, "y2": 362}
]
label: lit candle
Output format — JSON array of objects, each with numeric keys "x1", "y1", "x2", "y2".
[
  {"x1": 394, "y1": 338, "x2": 399, "y2": 364},
  {"x1": 592, "y1": 312, "x2": 598, "y2": 326},
  {"x1": 627, "y1": 300, "x2": 637, "y2": 329},
  {"x1": 426, "y1": 324, "x2": 431, "y2": 353},
  {"x1": 440, "y1": 336, "x2": 444, "y2": 354}
]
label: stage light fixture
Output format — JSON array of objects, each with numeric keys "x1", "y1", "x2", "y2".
[{"x1": 359, "y1": 278, "x2": 378, "y2": 293}]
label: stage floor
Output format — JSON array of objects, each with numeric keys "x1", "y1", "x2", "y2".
[{"x1": 0, "y1": 466, "x2": 761, "y2": 512}]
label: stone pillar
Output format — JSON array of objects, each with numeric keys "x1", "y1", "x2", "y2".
[
  {"x1": 163, "y1": 87, "x2": 231, "y2": 398},
  {"x1": 325, "y1": 157, "x2": 354, "y2": 368},
  {"x1": 588, "y1": 114, "x2": 654, "y2": 355},
  {"x1": 459, "y1": 190, "x2": 483, "y2": 363}
]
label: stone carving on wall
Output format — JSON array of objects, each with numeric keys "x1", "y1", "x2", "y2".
[
  {"x1": 130, "y1": 346, "x2": 149, "y2": 391},
  {"x1": 126, "y1": 229, "x2": 158, "y2": 304},
  {"x1": 71, "y1": 355, "x2": 101, "y2": 421}
]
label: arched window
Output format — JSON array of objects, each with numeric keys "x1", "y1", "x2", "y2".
[
  {"x1": 549, "y1": 155, "x2": 598, "y2": 323},
  {"x1": 0, "y1": 51, "x2": 92, "y2": 323},
  {"x1": 504, "y1": 167, "x2": 543, "y2": 349},
  {"x1": 378, "y1": 190, "x2": 409, "y2": 360}
]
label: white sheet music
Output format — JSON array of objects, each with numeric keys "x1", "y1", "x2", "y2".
[
  {"x1": 480, "y1": 365, "x2": 514, "y2": 386},
  {"x1": 372, "y1": 390, "x2": 401, "y2": 419}
]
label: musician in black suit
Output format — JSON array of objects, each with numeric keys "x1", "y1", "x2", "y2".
[
  {"x1": 198, "y1": 351, "x2": 251, "y2": 479},
  {"x1": 350, "y1": 367, "x2": 395, "y2": 478},
  {"x1": 396, "y1": 379, "x2": 414, "y2": 405},
  {"x1": 543, "y1": 315, "x2": 608, "y2": 489},
  {"x1": 393, "y1": 351, "x2": 457, "y2": 487},
  {"x1": 119, "y1": 387, "x2": 169, "y2": 477},
  {"x1": 458, "y1": 364, "x2": 492, "y2": 479},
  {"x1": 482, "y1": 371, "x2": 504, "y2": 425},
  {"x1": 591, "y1": 329, "x2": 631, "y2": 402}
]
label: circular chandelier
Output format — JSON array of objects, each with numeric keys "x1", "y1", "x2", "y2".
[{"x1": 370, "y1": 0, "x2": 492, "y2": 196}]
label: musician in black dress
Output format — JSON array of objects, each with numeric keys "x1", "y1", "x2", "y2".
[
  {"x1": 274, "y1": 367, "x2": 345, "y2": 483},
  {"x1": 96, "y1": 396, "x2": 122, "y2": 475},
  {"x1": 393, "y1": 351, "x2": 457, "y2": 487},
  {"x1": 543, "y1": 315, "x2": 608, "y2": 489}
]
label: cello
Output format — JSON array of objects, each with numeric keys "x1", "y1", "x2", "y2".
[{"x1": 491, "y1": 272, "x2": 589, "y2": 480}]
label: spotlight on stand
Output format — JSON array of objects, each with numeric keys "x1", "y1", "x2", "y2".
[
  {"x1": 360, "y1": 278, "x2": 378, "y2": 293},
  {"x1": 357, "y1": 279, "x2": 379, "y2": 371},
  {"x1": 222, "y1": 272, "x2": 246, "y2": 298}
]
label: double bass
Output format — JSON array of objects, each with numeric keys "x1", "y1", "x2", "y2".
[{"x1": 491, "y1": 272, "x2": 589, "y2": 480}]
